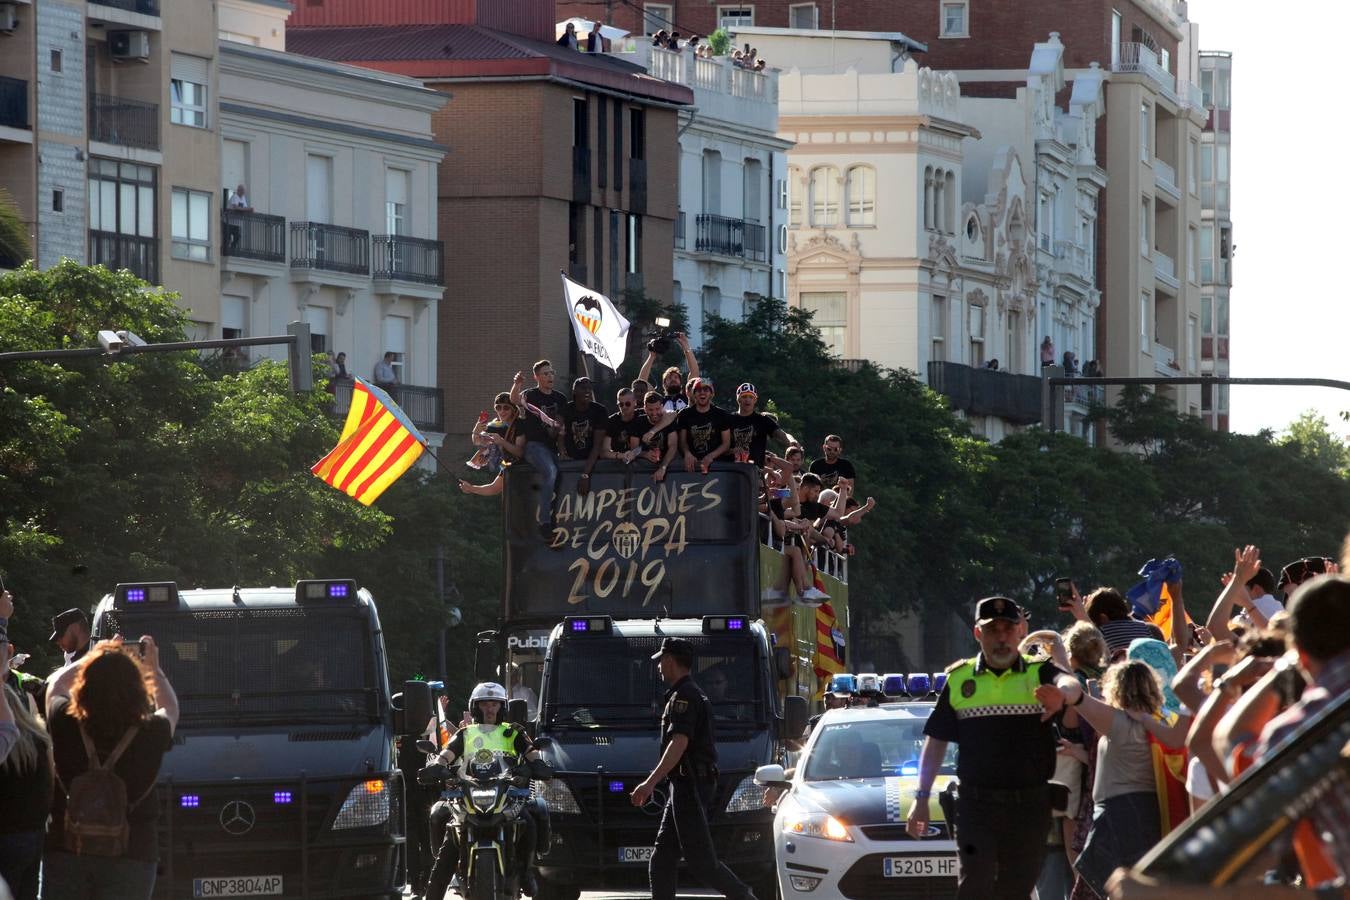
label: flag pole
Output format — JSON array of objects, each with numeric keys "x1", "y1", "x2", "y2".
[{"x1": 562, "y1": 268, "x2": 594, "y2": 381}]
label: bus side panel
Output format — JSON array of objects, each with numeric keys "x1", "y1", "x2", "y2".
[{"x1": 759, "y1": 546, "x2": 848, "y2": 708}]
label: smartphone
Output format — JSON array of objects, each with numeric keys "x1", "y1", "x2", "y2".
[
  {"x1": 125, "y1": 637, "x2": 148, "y2": 657},
  {"x1": 1054, "y1": 577, "x2": 1074, "y2": 607},
  {"x1": 772, "y1": 488, "x2": 791, "y2": 500}
]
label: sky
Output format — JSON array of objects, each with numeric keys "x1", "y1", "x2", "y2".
[{"x1": 1187, "y1": 1, "x2": 1350, "y2": 439}]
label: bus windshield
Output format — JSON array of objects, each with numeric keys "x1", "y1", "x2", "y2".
[
  {"x1": 107, "y1": 608, "x2": 380, "y2": 724},
  {"x1": 546, "y1": 634, "x2": 764, "y2": 726}
]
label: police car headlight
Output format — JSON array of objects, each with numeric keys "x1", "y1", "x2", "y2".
[
  {"x1": 333, "y1": 779, "x2": 391, "y2": 830},
  {"x1": 724, "y1": 775, "x2": 768, "y2": 813},
  {"x1": 531, "y1": 779, "x2": 582, "y2": 815},
  {"x1": 782, "y1": 809, "x2": 853, "y2": 842}
]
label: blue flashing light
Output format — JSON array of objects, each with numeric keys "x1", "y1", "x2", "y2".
[
  {"x1": 571, "y1": 619, "x2": 590, "y2": 632},
  {"x1": 115, "y1": 582, "x2": 177, "y2": 607},
  {"x1": 702, "y1": 616, "x2": 749, "y2": 634},
  {"x1": 329, "y1": 583, "x2": 349, "y2": 598},
  {"x1": 727, "y1": 617, "x2": 745, "y2": 630},
  {"x1": 274, "y1": 791, "x2": 293, "y2": 805},
  {"x1": 906, "y1": 674, "x2": 932, "y2": 695},
  {"x1": 564, "y1": 616, "x2": 612, "y2": 634},
  {"x1": 900, "y1": 763, "x2": 919, "y2": 776},
  {"x1": 179, "y1": 794, "x2": 200, "y2": 808},
  {"x1": 608, "y1": 781, "x2": 625, "y2": 793},
  {"x1": 296, "y1": 579, "x2": 359, "y2": 603},
  {"x1": 126, "y1": 588, "x2": 146, "y2": 603},
  {"x1": 882, "y1": 675, "x2": 906, "y2": 696},
  {"x1": 830, "y1": 674, "x2": 857, "y2": 694},
  {"x1": 934, "y1": 673, "x2": 948, "y2": 693}
]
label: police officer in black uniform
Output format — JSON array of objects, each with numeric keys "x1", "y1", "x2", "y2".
[
  {"x1": 904, "y1": 596, "x2": 1083, "y2": 900},
  {"x1": 630, "y1": 638, "x2": 758, "y2": 900}
]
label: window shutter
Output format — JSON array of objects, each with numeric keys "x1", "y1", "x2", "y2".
[{"x1": 171, "y1": 53, "x2": 210, "y2": 85}]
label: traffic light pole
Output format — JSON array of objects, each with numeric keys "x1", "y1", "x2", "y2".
[
  {"x1": 0, "y1": 322, "x2": 315, "y2": 391},
  {"x1": 1040, "y1": 373, "x2": 1350, "y2": 433}
]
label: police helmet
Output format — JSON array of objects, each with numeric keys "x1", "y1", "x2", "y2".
[{"x1": 468, "y1": 681, "x2": 508, "y2": 723}]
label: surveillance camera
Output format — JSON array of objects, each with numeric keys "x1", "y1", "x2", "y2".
[
  {"x1": 97, "y1": 330, "x2": 124, "y2": 352},
  {"x1": 116, "y1": 329, "x2": 147, "y2": 348}
]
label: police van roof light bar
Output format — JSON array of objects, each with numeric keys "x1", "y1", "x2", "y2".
[
  {"x1": 563, "y1": 615, "x2": 612, "y2": 634},
  {"x1": 702, "y1": 615, "x2": 748, "y2": 634},
  {"x1": 295, "y1": 579, "x2": 359, "y2": 604},
  {"x1": 114, "y1": 582, "x2": 178, "y2": 608}
]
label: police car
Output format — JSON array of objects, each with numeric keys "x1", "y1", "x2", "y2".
[{"x1": 754, "y1": 678, "x2": 958, "y2": 898}]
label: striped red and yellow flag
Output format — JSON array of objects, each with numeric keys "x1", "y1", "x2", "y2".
[
  {"x1": 813, "y1": 599, "x2": 846, "y2": 682},
  {"x1": 311, "y1": 378, "x2": 426, "y2": 505}
]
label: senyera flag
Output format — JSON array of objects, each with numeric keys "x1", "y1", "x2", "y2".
[
  {"x1": 311, "y1": 378, "x2": 426, "y2": 505},
  {"x1": 561, "y1": 271, "x2": 630, "y2": 372}
]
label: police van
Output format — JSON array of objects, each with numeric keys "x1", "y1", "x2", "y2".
[{"x1": 91, "y1": 579, "x2": 422, "y2": 899}]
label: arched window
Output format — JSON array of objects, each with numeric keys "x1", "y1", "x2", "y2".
[
  {"x1": 845, "y1": 165, "x2": 876, "y2": 227},
  {"x1": 787, "y1": 166, "x2": 803, "y2": 228},
  {"x1": 944, "y1": 171, "x2": 956, "y2": 235},
  {"x1": 809, "y1": 166, "x2": 839, "y2": 227},
  {"x1": 932, "y1": 168, "x2": 946, "y2": 233},
  {"x1": 923, "y1": 166, "x2": 935, "y2": 231}
]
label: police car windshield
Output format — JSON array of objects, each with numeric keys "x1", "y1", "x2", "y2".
[
  {"x1": 546, "y1": 635, "x2": 763, "y2": 726},
  {"x1": 803, "y1": 715, "x2": 958, "y2": 781},
  {"x1": 108, "y1": 610, "x2": 379, "y2": 723}
]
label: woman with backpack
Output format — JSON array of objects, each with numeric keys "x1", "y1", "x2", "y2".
[{"x1": 43, "y1": 636, "x2": 178, "y2": 900}]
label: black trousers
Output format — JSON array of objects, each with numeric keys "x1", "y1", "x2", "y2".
[
  {"x1": 954, "y1": 787, "x2": 1053, "y2": 900},
  {"x1": 649, "y1": 777, "x2": 752, "y2": 900}
]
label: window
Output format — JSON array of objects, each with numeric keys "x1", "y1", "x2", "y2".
[
  {"x1": 844, "y1": 166, "x2": 875, "y2": 226},
  {"x1": 51, "y1": 49, "x2": 62, "y2": 72},
  {"x1": 613, "y1": 102, "x2": 623, "y2": 189},
  {"x1": 941, "y1": 1, "x2": 968, "y2": 37},
  {"x1": 809, "y1": 166, "x2": 838, "y2": 227},
  {"x1": 171, "y1": 188, "x2": 211, "y2": 261},
  {"x1": 88, "y1": 159, "x2": 156, "y2": 239},
  {"x1": 702, "y1": 150, "x2": 722, "y2": 215},
  {"x1": 1201, "y1": 296, "x2": 1212, "y2": 333},
  {"x1": 1038, "y1": 192, "x2": 1053, "y2": 252},
  {"x1": 1188, "y1": 139, "x2": 1199, "y2": 194},
  {"x1": 626, "y1": 214, "x2": 641, "y2": 274},
  {"x1": 223, "y1": 139, "x2": 248, "y2": 200},
  {"x1": 1140, "y1": 102, "x2": 1150, "y2": 162},
  {"x1": 1160, "y1": 47, "x2": 1170, "y2": 73},
  {"x1": 1188, "y1": 225, "x2": 1198, "y2": 283},
  {"x1": 170, "y1": 54, "x2": 210, "y2": 129},
  {"x1": 382, "y1": 315, "x2": 409, "y2": 383},
  {"x1": 944, "y1": 171, "x2": 956, "y2": 235},
  {"x1": 630, "y1": 109, "x2": 645, "y2": 160},
  {"x1": 744, "y1": 159, "x2": 763, "y2": 223},
  {"x1": 304, "y1": 307, "x2": 330, "y2": 354},
  {"x1": 717, "y1": 6, "x2": 754, "y2": 28},
  {"x1": 385, "y1": 169, "x2": 410, "y2": 236},
  {"x1": 1140, "y1": 291, "x2": 1151, "y2": 345},
  {"x1": 573, "y1": 98, "x2": 589, "y2": 148},
  {"x1": 221, "y1": 296, "x2": 247, "y2": 344},
  {"x1": 801, "y1": 291, "x2": 846, "y2": 355},
  {"x1": 787, "y1": 167, "x2": 802, "y2": 227},
  {"x1": 702, "y1": 286, "x2": 722, "y2": 328},
  {"x1": 931, "y1": 294, "x2": 945, "y2": 361},
  {"x1": 1111, "y1": 10, "x2": 1122, "y2": 68},
  {"x1": 1201, "y1": 144, "x2": 1213, "y2": 182},
  {"x1": 789, "y1": 3, "x2": 818, "y2": 28},
  {"x1": 968, "y1": 302, "x2": 984, "y2": 367},
  {"x1": 1200, "y1": 225, "x2": 1214, "y2": 283},
  {"x1": 1216, "y1": 69, "x2": 1231, "y2": 109},
  {"x1": 1200, "y1": 69, "x2": 1214, "y2": 107},
  {"x1": 1217, "y1": 295, "x2": 1229, "y2": 334},
  {"x1": 305, "y1": 154, "x2": 332, "y2": 223},
  {"x1": 643, "y1": 3, "x2": 673, "y2": 34},
  {"x1": 778, "y1": 223, "x2": 787, "y2": 255},
  {"x1": 52, "y1": 189, "x2": 64, "y2": 212},
  {"x1": 597, "y1": 95, "x2": 607, "y2": 189},
  {"x1": 1216, "y1": 144, "x2": 1229, "y2": 181},
  {"x1": 923, "y1": 167, "x2": 935, "y2": 231},
  {"x1": 1140, "y1": 197, "x2": 1151, "y2": 257},
  {"x1": 776, "y1": 268, "x2": 786, "y2": 298},
  {"x1": 1186, "y1": 315, "x2": 1198, "y2": 373}
]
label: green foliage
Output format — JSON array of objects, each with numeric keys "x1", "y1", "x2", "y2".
[
  {"x1": 1279, "y1": 410, "x2": 1350, "y2": 479},
  {"x1": 707, "y1": 27, "x2": 732, "y2": 56},
  {"x1": 0, "y1": 189, "x2": 30, "y2": 268}
]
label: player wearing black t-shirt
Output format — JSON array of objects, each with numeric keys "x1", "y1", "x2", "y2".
[
  {"x1": 640, "y1": 391, "x2": 679, "y2": 480},
  {"x1": 560, "y1": 378, "x2": 609, "y2": 489},
  {"x1": 606, "y1": 388, "x2": 646, "y2": 461},
  {"x1": 808, "y1": 434, "x2": 857, "y2": 488},
  {"x1": 729, "y1": 382, "x2": 797, "y2": 466},
  {"x1": 509, "y1": 361, "x2": 567, "y2": 529},
  {"x1": 676, "y1": 379, "x2": 731, "y2": 473}
]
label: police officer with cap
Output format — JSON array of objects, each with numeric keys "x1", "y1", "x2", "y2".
[
  {"x1": 49, "y1": 608, "x2": 91, "y2": 666},
  {"x1": 631, "y1": 637, "x2": 757, "y2": 900},
  {"x1": 905, "y1": 596, "x2": 1082, "y2": 899}
]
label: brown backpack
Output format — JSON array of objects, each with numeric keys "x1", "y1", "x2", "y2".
[{"x1": 62, "y1": 723, "x2": 143, "y2": 857}]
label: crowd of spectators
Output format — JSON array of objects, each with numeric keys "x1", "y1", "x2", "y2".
[
  {"x1": 1009, "y1": 542, "x2": 1350, "y2": 898},
  {"x1": 459, "y1": 339, "x2": 875, "y2": 603},
  {"x1": 1, "y1": 587, "x2": 179, "y2": 899}
]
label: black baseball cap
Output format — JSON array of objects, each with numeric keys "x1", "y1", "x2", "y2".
[
  {"x1": 650, "y1": 637, "x2": 695, "y2": 663},
  {"x1": 975, "y1": 596, "x2": 1022, "y2": 626},
  {"x1": 49, "y1": 608, "x2": 89, "y2": 642}
]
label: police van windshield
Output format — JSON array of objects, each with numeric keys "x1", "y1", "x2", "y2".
[
  {"x1": 108, "y1": 609, "x2": 379, "y2": 724},
  {"x1": 546, "y1": 635, "x2": 764, "y2": 727},
  {"x1": 804, "y1": 716, "x2": 958, "y2": 781}
]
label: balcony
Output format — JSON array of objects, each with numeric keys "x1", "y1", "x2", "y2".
[
  {"x1": 572, "y1": 146, "x2": 590, "y2": 200},
  {"x1": 1154, "y1": 249, "x2": 1179, "y2": 292},
  {"x1": 1153, "y1": 157, "x2": 1180, "y2": 200},
  {"x1": 88, "y1": 230, "x2": 158, "y2": 284},
  {"x1": 695, "y1": 213, "x2": 767, "y2": 263},
  {"x1": 372, "y1": 235, "x2": 444, "y2": 286},
  {"x1": 1181, "y1": 80, "x2": 1204, "y2": 110},
  {"x1": 1053, "y1": 240, "x2": 1093, "y2": 286},
  {"x1": 89, "y1": 0, "x2": 160, "y2": 13},
  {"x1": 221, "y1": 209, "x2": 285, "y2": 264},
  {"x1": 0, "y1": 77, "x2": 29, "y2": 133},
  {"x1": 674, "y1": 211, "x2": 685, "y2": 250},
  {"x1": 1063, "y1": 383, "x2": 1105, "y2": 410},
  {"x1": 290, "y1": 222, "x2": 369, "y2": 276},
  {"x1": 88, "y1": 93, "x2": 159, "y2": 151},
  {"x1": 604, "y1": 44, "x2": 778, "y2": 133},
  {"x1": 87, "y1": 0, "x2": 161, "y2": 29},
  {"x1": 1153, "y1": 341, "x2": 1180, "y2": 376},
  {"x1": 628, "y1": 157, "x2": 647, "y2": 214},
  {"x1": 1113, "y1": 42, "x2": 1177, "y2": 103},
  {"x1": 926, "y1": 360, "x2": 1041, "y2": 425},
  {"x1": 332, "y1": 379, "x2": 444, "y2": 433}
]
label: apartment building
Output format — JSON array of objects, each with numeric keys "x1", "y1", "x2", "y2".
[
  {"x1": 602, "y1": 41, "x2": 789, "y2": 344},
  {"x1": 555, "y1": 0, "x2": 909, "y2": 37},
  {"x1": 0, "y1": 0, "x2": 221, "y2": 323},
  {"x1": 217, "y1": 2, "x2": 448, "y2": 440},
  {"x1": 1197, "y1": 50, "x2": 1233, "y2": 431},
  {"x1": 286, "y1": 0, "x2": 692, "y2": 437}
]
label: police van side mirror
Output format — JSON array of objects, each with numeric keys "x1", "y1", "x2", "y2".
[
  {"x1": 782, "y1": 695, "x2": 808, "y2": 739},
  {"x1": 403, "y1": 681, "x2": 433, "y2": 735},
  {"x1": 773, "y1": 647, "x2": 792, "y2": 681},
  {"x1": 507, "y1": 697, "x2": 529, "y2": 726}
]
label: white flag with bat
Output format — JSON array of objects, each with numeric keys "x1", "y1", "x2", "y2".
[{"x1": 561, "y1": 272, "x2": 631, "y2": 372}]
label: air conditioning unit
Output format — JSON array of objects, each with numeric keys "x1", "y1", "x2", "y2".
[
  {"x1": 109, "y1": 30, "x2": 151, "y2": 61},
  {"x1": 0, "y1": 4, "x2": 19, "y2": 34}
]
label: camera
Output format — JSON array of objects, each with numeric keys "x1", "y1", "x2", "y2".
[{"x1": 646, "y1": 316, "x2": 675, "y2": 355}]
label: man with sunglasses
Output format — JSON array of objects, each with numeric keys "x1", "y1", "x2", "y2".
[
  {"x1": 605, "y1": 388, "x2": 646, "y2": 462},
  {"x1": 729, "y1": 383, "x2": 797, "y2": 467},
  {"x1": 677, "y1": 378, "x2": 731, "y2": 474}
]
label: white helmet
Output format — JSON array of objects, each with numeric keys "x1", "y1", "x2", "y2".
[{"x1": 469, "y1": 681, "x2": 508, "y2": 722}]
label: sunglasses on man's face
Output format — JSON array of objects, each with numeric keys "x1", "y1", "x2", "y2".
[{"x1": 620, "y1": 401, "x2": 635, "y2": 408}]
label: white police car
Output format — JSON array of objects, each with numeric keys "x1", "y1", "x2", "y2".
[{"x1": 755, "y1": 699, "x2": 958, "y2": 898}]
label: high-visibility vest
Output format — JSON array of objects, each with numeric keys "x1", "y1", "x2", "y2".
[
  {"x1": 461, "y1": 724, "x2": 522, "y2": 762},
  {"x1": 945, "y1": 655, "x2": 1045, "y2": 720}
]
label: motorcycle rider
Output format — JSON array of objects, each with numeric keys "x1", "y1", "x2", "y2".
[{"x1": 424, "y1": 682, "x2": 543, "y2": 899}]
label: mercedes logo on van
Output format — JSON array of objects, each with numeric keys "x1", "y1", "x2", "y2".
[
  {"x1": 641, "y1": 786, "x2": 667, "y2": 816},
  {"x1": 219, "y1": 800, "x2": 256, "y2": 836}
]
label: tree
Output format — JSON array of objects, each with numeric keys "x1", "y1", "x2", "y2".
[
  {"x1": 0, "y1": 189, "x2": 30, "y2": 269},
  {"x1": 1279, "y1": 410, "x2": 1350, "y2": 479}
]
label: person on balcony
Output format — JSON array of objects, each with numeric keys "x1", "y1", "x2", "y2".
[
  {"x1": 373, "y1": 352, "x2": 400, "y2": 391},
  {"x1": 225, "y1": 183, "x2": 251, "y2": 252},
  {"x1": 557, "y1": 22, "x2": 578, "y2": 49},
  {"x1": 585, "y1": 28, "x2": 602, "y2": 53},
  {"x1": 1041, "y1": 335, "x2": 1056, "y2": 367}
]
